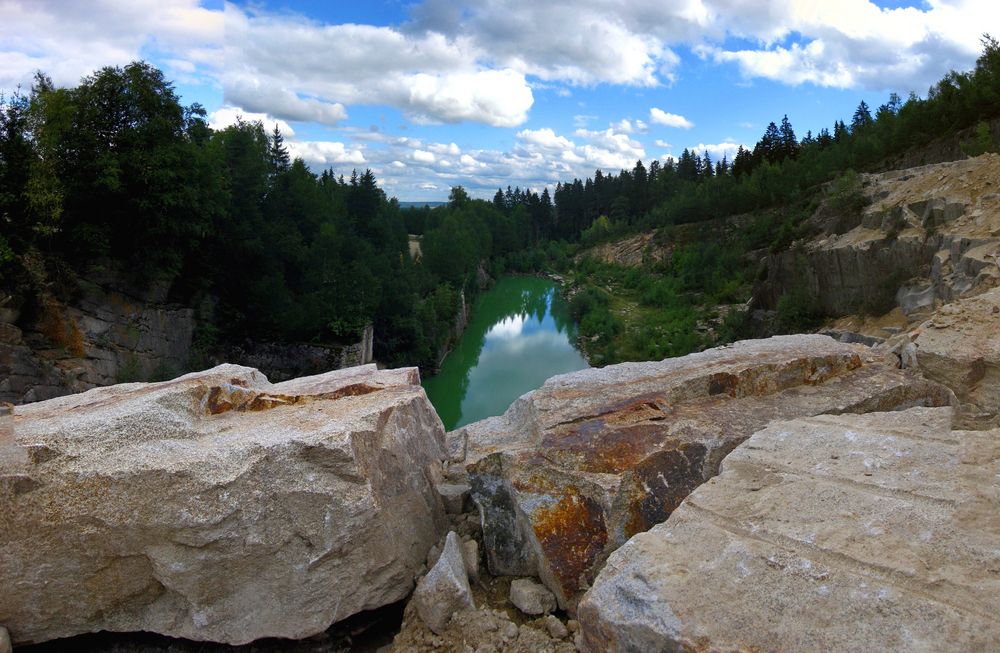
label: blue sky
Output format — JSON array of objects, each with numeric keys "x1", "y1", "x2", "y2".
[{"x1": 2, "y1": 0, "x2": 995, "y2": 200}]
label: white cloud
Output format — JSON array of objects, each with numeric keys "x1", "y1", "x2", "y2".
[
  {"x1": 0, "y1": 0, "x2": 223, "y2": 90},
  {"x1": 288, "y1": 141, "x2": 365, "y2": 166},
  {"x1": 330, "y1": 123, "x2": 649, "y2": 199},
  {"x1": 653, "y1": 139, "x2": 672, "y2": 148},
  {"x1": 688, "y1": 139, "x2": 746, "y2": 161},
  {"x1": 517, "y1": 128, "x2": 575, "y2": 151},
  {"x1": 223, "y1": 5, "x2": 533, "y2": 128},
  {"x1": 208, "y1": 106, "x2": 295, "y2": 137},
  {"x1": 412, "y1": 149, "x2": 436, "y2": 163},
  {"x1": 699, "y1": 0, "x2": 994, "y2": 90},
  {"x1": 650, "y1": 108, "x2": 694, "y2": 129},
  {"x1": 3, "y1": 0, "x2": 994, "y2": 200}
]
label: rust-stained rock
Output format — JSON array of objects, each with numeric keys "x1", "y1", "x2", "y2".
[
  {"x1": 456, "y1": 336, "x2": 953, "y2": 610},
  {"x1": 0, "y1": 363, "x2": 448, "y2": 646},
  {"x1": 578, "y1": 407, "x2": 1000, "y2": 652}
]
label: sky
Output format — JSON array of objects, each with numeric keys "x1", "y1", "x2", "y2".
[{"x1": 1, "y1": 1, "x2": 996, "y2": 201}]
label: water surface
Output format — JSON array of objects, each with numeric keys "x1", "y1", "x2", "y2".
[{"x1": 423, "y1": 276, "x2": 588, "y2": 431}]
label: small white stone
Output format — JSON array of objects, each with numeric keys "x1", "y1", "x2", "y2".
[{"x1": 509, "y1": 578, "x2": 557, "y2": 615}]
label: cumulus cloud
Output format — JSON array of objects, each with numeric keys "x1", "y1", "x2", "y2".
[
  {"x1": 313, "y1": 123, "x2": 649, "y2": 199},
  {"x1": 650, "y1": 108, "x2": 694, "y2": 129},
  {"x1": 698, "y1": 0, "x2": 994, "y2": 91},
  {"x1": 288, "y1": 141, "x2": 366, "y2": 166},
  {"x1": 411, "y1": 0, "x2": 995, "y2": 95},
  {"x1": 222, "y1": 5, "x2": 532, "y2": 127},
  {"x1": 208, "y1": 106, "x2": 296, "y2": 136},
  {"x1": 517, "y1": 128, "x2": 575, "y2": 151},
  {"x1": 0, "y1": 0, "x2": 223, "y2": 89},
  {"x1": 412, "y1": 149, "x2": 436, "y2": 163},
  {"x1": 688, "y1": 139, "x2": 746, "y2": 161},
  {"x1": 3, "y1": 0, "x2": 994, "y2": 199}
]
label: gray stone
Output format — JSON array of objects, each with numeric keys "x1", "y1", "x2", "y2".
[
  {"x1": 510, "y1": 578, "x2": 557, "y2": 615},
  {"x1": 462, "y1": 539, "x2": 480, "y2": 581},
  {"x1": 438, "y1": 482, "x2": 471, "y2": 514},
  {"x1": 544, "y1": 615, "x2": 569, "y2": 639},
  {"x1": 1, "y1": 364, "x2": 448, "y2": 646},
  {"x1": 413, "y1": 532, "x2": 475, "y2": 634},
  {"x1": 578, "y1": 407, "x2": 1000, "y2": 652}
]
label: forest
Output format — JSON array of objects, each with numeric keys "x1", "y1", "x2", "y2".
[
  {"x1": 0, "y1": 64, "x2": 543, "y2": 371},
  {"x1": 1, "y1": 37, "x2": 998, "y2": 373}
]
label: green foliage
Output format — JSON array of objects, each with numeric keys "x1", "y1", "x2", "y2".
[
  {"x1": 776, "y1": 287, "x2": 823, "y2": 333},
  {"x1": 828, "y1": 169, "x2": 868, "y2": 216},
  {"x1": 961, "y1": 121, "x2": 996, "y2": 157}
]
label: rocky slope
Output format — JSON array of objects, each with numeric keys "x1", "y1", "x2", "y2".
[
  {"x1": 759, "y1": 153, "x2": 1000, "y2": 324},
  {"x1": 0, "y1": 363, "x2": 447, "y2": 645}
]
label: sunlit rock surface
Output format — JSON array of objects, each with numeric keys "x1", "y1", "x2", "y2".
[
  {"x1": 910, "y1": 286, "x2": 1000, "y2": 426},
  {"x1": 451, "y1": 335, "x2": 953, "y2": 609},
  {"x1": 0, "y1": 363, "x2": 447, "y2": 645},
  {"x1": 578, "y1": 407, "x2": 1000, "y2": 652}
]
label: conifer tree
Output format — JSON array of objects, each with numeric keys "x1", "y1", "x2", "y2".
[{"x1": 269, "y1": 123, "x2": 290, "y2": 175}]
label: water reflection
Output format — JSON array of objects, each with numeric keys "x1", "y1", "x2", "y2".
[{"x1": 423, "y1": 277, "x2": 589, "y2": 431}]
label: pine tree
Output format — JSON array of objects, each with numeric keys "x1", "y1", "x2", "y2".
[
  {"x1": 851, "y1": 101, "x2": 872, "y2": 133},
  {"x1": 778, "y1": 114, "x2": 798, "y2": 160},
  {"x1": 269, "y1": 123, "x2": 290, "y2": 175}
]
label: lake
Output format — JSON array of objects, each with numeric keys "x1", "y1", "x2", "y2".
[{"x1": 423, "y1": 276, "x2": 589, "y2": 431}]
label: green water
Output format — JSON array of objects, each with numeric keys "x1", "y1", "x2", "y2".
[{"x1": 423, "y1": 276, "x2": 589, "y2": 431}]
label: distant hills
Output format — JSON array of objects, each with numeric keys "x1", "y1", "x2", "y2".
[{"x1": 398, "y1": 201, "x2": 447, "y2": 209}]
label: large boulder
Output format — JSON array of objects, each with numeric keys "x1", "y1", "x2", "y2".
[
  {"x1": 578, "y1": 407, "x2": 1000, "y2": 652},
  {"x1": 910, "y1": 286, "x2": 1000, "y2": 426},
  {"x1": 0, "y1": 363, "x2": 448, "y2": 645},
  {"x1": 452, "y1": 336, "x2": 953, "y2": 610}
]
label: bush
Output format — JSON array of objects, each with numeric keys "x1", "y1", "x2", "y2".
[
  {"x1": 828, "y1": 169, "x2": 868, "y2": 216},
  {"x1": 776, "y1": 287, "x2": 823, "y2": 333}
]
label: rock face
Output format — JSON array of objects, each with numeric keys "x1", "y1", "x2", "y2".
[
  {"x1": 758, "y1": 154, "x2": 1000, "y2": 321},
  {"x1": 0, "y1": 363, "x2": 448, "y2": 645},
  {"x1": 453, "y1": 335, "x2": 953, "y2": 610},
  {"x1": 222, "y1": 324, "x2": 375, "y2": 382},
  {"x1": 578, "y1": 407, "x2": 1000, "y2": 652},
  {"x1": 909, "y1": 286, "x2": 1000, "y2": 426},
  {"x1": 1, "y1": 277, "x2": 195, "y2": 404}
]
